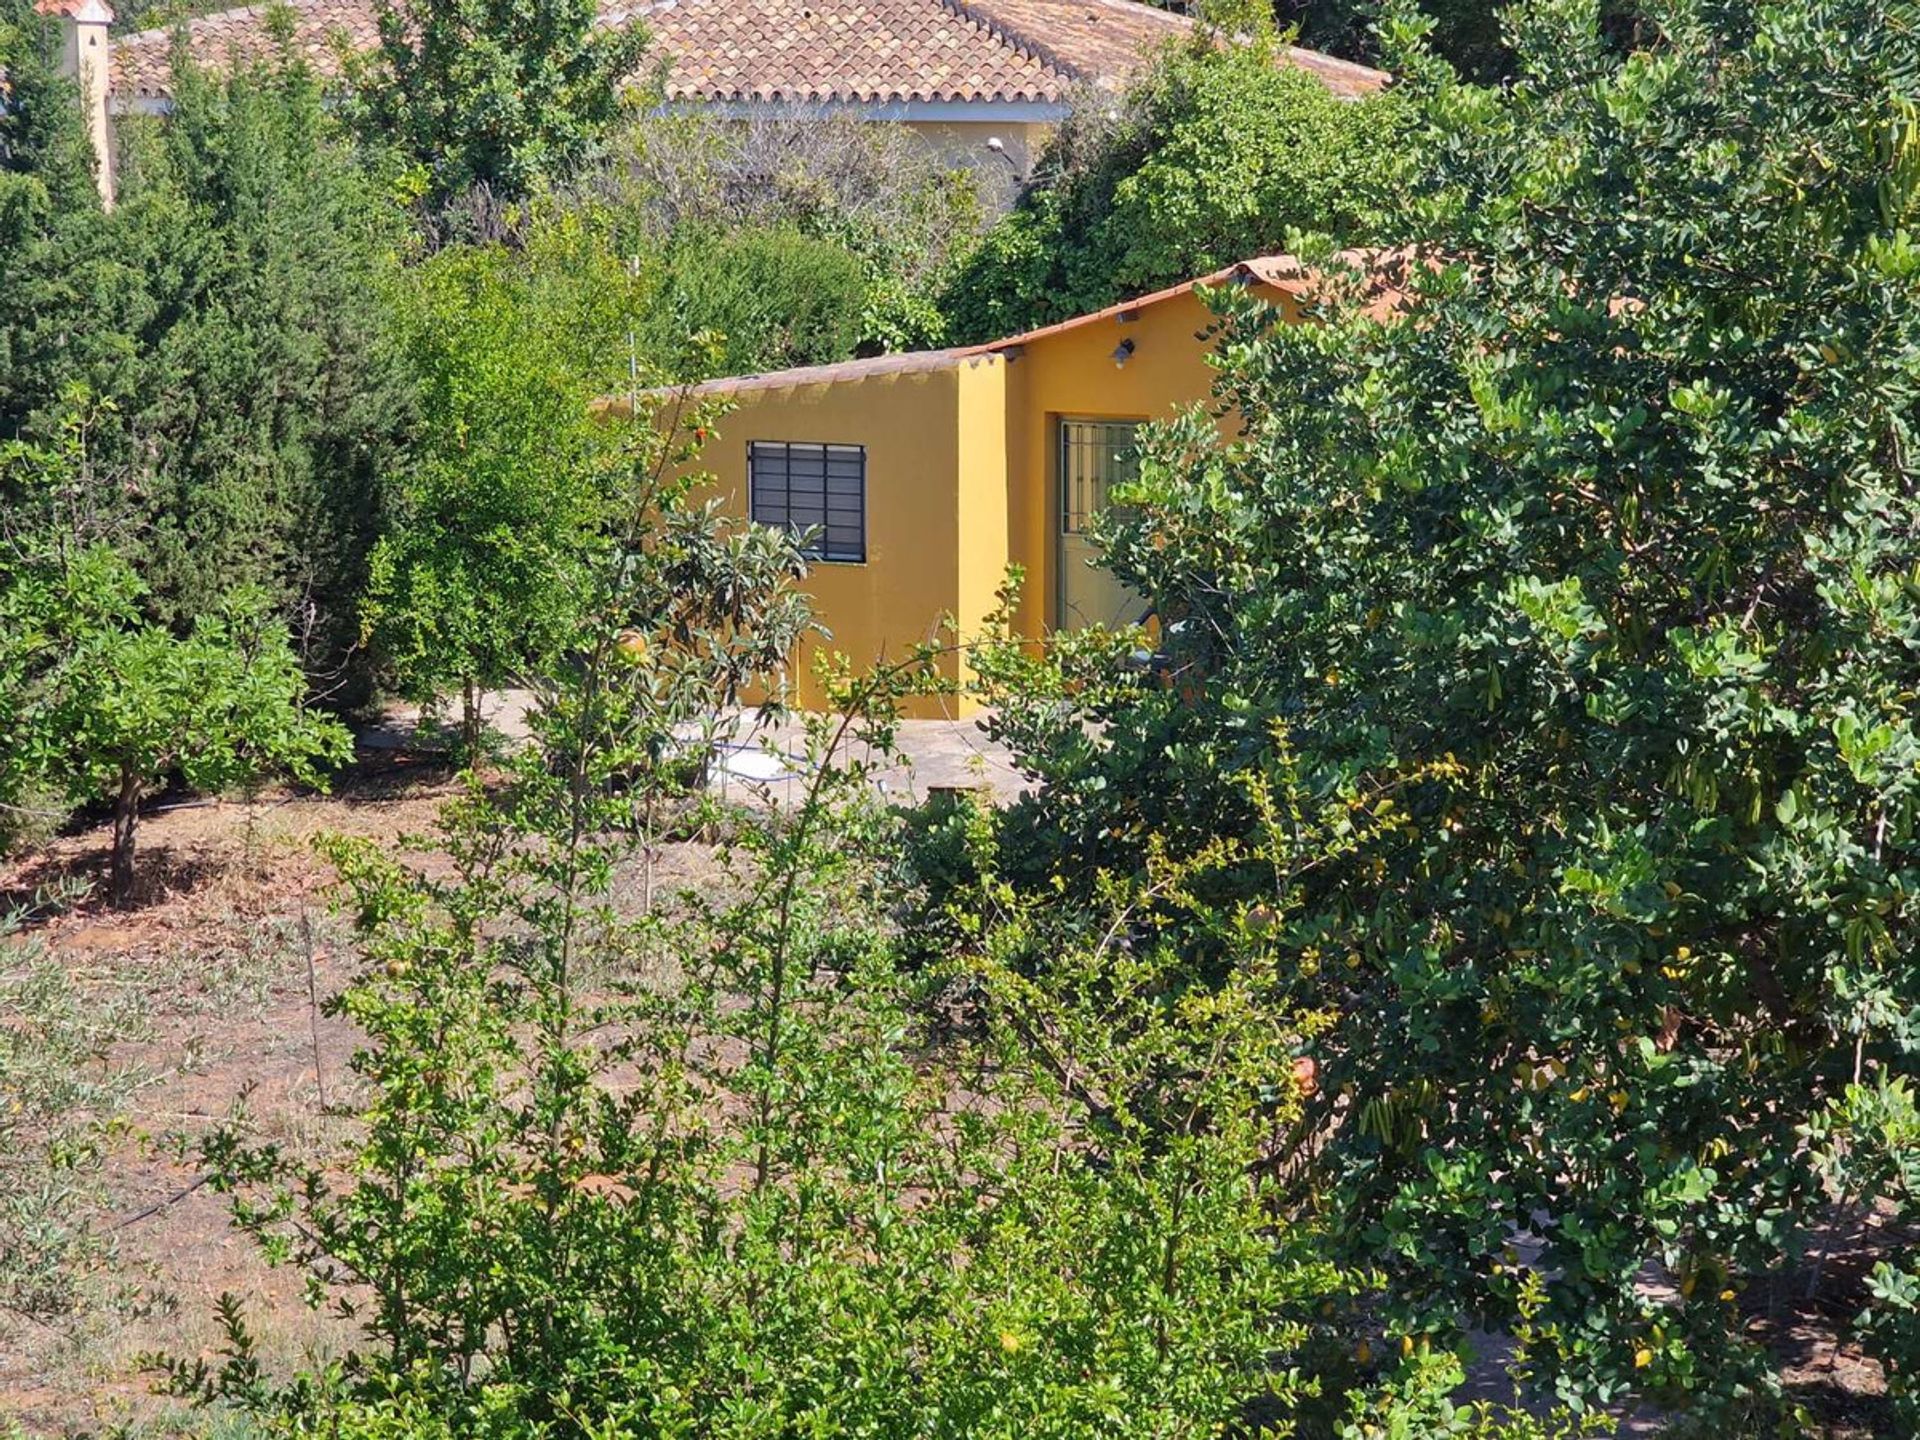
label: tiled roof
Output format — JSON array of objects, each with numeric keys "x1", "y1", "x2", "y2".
[
  {"x1": 949, "y1": 0, "x2": 1383, "y2": 101},
  {"x1": 667, "y1": 346, "x2": 981, "y2": 400},
  {"x1": 113, "y1": 0, "x2": 380, "y2": 99},
  {"x1": 984, "y1": 248, "x2": 1419, "y2": 348},
  {"x1": 110, "y1": 0, "x2": 1386, "y2": 106},
  {"x1": 640, "y1": 0, "x2": 1066, "y2": 104}
]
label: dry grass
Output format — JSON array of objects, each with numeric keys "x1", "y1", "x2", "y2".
[
  {"x1": 0, "y1": 748, "x2": 745, "y2": 1437},
  {"x1": 0, "y1": 755, "x2": 456, "y2": 1436}
]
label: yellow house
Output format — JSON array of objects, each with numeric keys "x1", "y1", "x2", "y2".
[{"x1": 622, "y1": 254, "x2": 1381, "y2": 717}]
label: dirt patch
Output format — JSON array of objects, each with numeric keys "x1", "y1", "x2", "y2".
[
  {"x1": 0, "y1": 752, "x2": 459, "y2": 1435},
  {"x1": 0, "y1": 747, "x2": 748, "y2": 1437}
]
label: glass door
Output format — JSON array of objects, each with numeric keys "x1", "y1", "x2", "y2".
[{"x1": 1056, "y1": 418, "x2": 1146, "y2": 630}]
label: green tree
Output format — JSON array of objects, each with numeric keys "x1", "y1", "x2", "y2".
[
  {"x1": 977, "y1": 0, "x2": 1920, "y2": 1421},
  {"x1": 940, "y1": 35, "x2": 1405, "y2": 344},
  {"x1": 360, "y1": 220, "x2": 656, "y2": 751},
  {"x1": 351, "y1": 0, "x2": 648, "y2": 206},
  {"x1": 0, "y1": 0, "x2": 99, "y2": 211},
  {"x1": 644, "y1": 224, "x2": 871, "y2": 379},
  {"x1": 54, "y1": 586, "x2": 351, "y2": 902},
  {"x1": 3, "y1": 437, "x2": 350, "y2": 899},
  {"x1": 0, "y1": 47, "x2": 409, "y2": 696}
]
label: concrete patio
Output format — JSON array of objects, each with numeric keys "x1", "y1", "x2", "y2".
[{"x1": 362, "y1": 690, "x2": 1026, "y2": 805}]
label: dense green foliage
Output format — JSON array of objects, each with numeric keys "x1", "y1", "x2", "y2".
[
  {"x1": 0, "y1": 49, "x2": 408, "y2": 691},
  {"x1": 941, "y1": 37, "x2": 1403, "y2": 343},
  {"x1": 0, "y1": 0, "x2": 99, "y2": 211},
  {"x1": 977, "y1": 0, "x2": 1920, "y2": 1424},
  {"x1": 607, "y1": 111, "x2": 988, "y2": 361},
  {"x1": 351, "y1": 0, "x2": 647, "y2": 206},
  {"x1": 643, "y1": 224, "x2": 869, "y2": 379},
  {"x1": 3, "y1": 439, "x2": 350, "y2": 901},
  {"x1": 1275, "y1": 0, "x2": 1510, "y2": 78},
  {"x1": 360, "y1": 215, "x2": 655, "y2": 749},
  {"x1": 1266, "y1": 0, "x2": 1657, "y2": 83}
]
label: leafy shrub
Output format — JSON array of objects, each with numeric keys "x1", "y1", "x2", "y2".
[
  {"x1": 972, "y1": 0, "x2": 1920, "y2": 1419},
  {"x1": 643, "y1": 224, "x2": 871, "y2": 379},
  {"x1": 599, "y1": 109, "x2": 988, "y2": 355}
]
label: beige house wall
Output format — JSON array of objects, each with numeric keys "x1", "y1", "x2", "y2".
[{"x1": 902, "y1": 118, "x2": 1052, "y2": 178}]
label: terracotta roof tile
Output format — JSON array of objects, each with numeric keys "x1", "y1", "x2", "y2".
[
  {"x1": 110, "y1": 0, "x2": 1383, "y2": 107},
  {"x1": 653, "y1": 0, "x2": 1065, "y2": 103},
  {"x1": 668, "y1": 345, "x2": 979, "y2": 399},
  {"x1": 973, "y1": 247, "x2": 1416, "y2": 350},
  {"x1": 112, "y1": 0, "x2": 379, "y2": 98}
]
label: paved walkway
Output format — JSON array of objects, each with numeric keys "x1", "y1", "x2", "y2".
[{"x1": 362, "y1": 691, "x2": 1025, "y2": 804}]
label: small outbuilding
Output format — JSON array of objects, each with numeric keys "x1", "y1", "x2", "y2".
[{"x1": 613, "y1": 253, "x2": 1407, "y2": 716}]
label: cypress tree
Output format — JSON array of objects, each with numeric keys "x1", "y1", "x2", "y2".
[
  {"x1": 0, "y1": 45, "x2": 411, "y2": 701},
  {"x1": 0, "y1": 0, "x2": 98, "y2": 211}
]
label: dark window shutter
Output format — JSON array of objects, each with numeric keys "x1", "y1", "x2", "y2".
[{"x1": 750, "y1": 441, "x2": 866, "y2": 563}]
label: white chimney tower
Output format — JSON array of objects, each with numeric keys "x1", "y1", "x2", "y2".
[{"x1": 35, "y1": 0, "x2": 117, "y2": 206}]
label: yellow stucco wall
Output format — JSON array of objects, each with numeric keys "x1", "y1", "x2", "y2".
[
  {"x1": 682, "y1": 278, "x2": 1301, "y2": 716},
  {"x1": 1001, "y1": 283, "x2": 1300, "y2": 638},
  {"x1": 693, "y1": 356, "x2": 1009, "y2": 717}
]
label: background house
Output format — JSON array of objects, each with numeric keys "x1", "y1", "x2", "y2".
[
  {"x1": 36, "y1": 0, "x2": 1385, "y2": 203},
  {"x1": 615, "y1": 253, "x2": 1407, "y2": 717}
]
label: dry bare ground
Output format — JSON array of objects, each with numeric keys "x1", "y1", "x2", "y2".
[
  {"x1": 0, "y1": 752, "x2": 448, "y2": 1435},
  {"x1": 0, "y1": 749, "x2": 725, "y2": 1437}
]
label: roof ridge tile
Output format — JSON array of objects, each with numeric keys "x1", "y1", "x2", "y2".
[{"x1": 938, "y1": 0, "x2": 1079, "y2": 81}]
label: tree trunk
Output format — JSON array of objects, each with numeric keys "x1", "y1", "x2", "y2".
[
  {"x1": 461, "y1": 676, "x2": 482, "y2": 760},
  {"x1": 110, "y1": 769, "x2": 141, "y2": 907}
]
